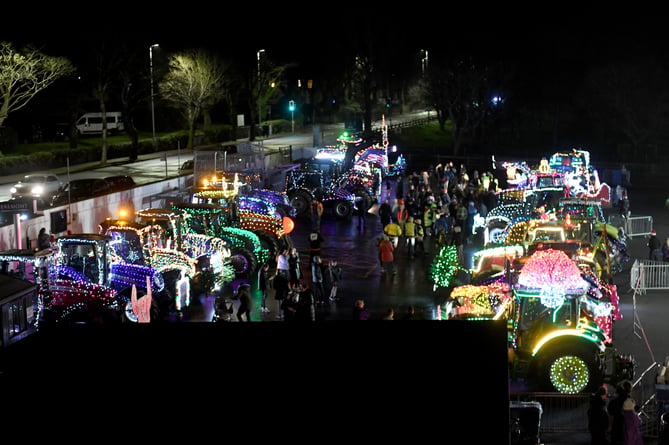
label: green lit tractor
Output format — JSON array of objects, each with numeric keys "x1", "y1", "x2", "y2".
[{"x1": 435, "y1": 246, "x2": 634, "y2": 394}]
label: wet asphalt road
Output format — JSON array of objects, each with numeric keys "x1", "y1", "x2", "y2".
[{"x1": 182, "y1": 177, "x2": 455, "y2": 323}]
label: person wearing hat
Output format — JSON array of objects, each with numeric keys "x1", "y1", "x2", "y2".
[
  {"x1": 622, "y1": 397, "x2": 644, "y2": 445},
  {"x1": 648, "y1": 229, "x2": 662, "y2": 261}
]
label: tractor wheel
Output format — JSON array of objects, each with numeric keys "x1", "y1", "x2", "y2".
[
  {"x1": 230, "y1": 247, "x2": 258, "y2": 276},
  {"x1": 334, "y1": 200, "x2": 353, "y2": 219},
  {"x1": 540, "y1": 346, "x2": 602, "y2": 394},
  {"x1": 289, "y1": 192, "x2": 311, "y2": 217}
]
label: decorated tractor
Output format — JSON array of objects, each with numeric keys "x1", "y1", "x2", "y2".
[
  {"x1": 54, "y1": 232, "x2": 200, "y2": 323},
  {"x1": 432, "y1": 245, "x2": 634, "y2": 394},
  {"x1": 491, "y1": 211, "x2": 628, "y2": 283},
  {"x1": 131, "y1": 207, "x2": 251, "y2": 278},
  {"x1": 302, "y1": 115, "x2": 405, "y2": 212},
  {"x1": 188, "y1": 174, "x2": 294, "y2": 258},
  {"x1": 0, "y1": 247, "x2": 122, "y2": 326},
  {"x1": 285, "y1": 168, "x2": 358, "y2": 219}
]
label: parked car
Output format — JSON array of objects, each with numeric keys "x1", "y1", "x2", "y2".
[
  {"x1": 50, "y1": 178, "x2": 112, "y2": 207},
  {"x1": 104, "y1": 175, "x2": 136, "y2": 192},
  {"x1": 180, "y1": 159, "x2": 194, "y2": 173},
  {"x1": 10, "y1": 173, "x2": 63, "y2": 200}
]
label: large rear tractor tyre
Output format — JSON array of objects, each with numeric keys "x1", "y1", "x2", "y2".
[{"x1": 230, "y1": 247, "x2": 258, "y2": 277}]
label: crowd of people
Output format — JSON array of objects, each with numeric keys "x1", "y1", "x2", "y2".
[
  {"x1": 587, "y1": 380, "x2": 644, "y2": 445},
  {"x1": 249, "y1": 160, "x2": 503, "y2": 321},
  {"x1": 234, "y1": 158, "x2": 636, "y2": 322}
]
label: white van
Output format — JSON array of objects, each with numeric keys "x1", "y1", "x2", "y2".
[{"x1": 76, "y1": 112, "x2": 125, "y2": 135}]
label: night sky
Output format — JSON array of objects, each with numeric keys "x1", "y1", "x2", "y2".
[
  {"x1": 3, "y1": 5, "x2": 668, "y2": 140},
  {"x1": 5, "y1": 6, "x2": 666, "y2": 69}
]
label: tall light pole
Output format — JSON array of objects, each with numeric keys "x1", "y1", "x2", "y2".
[
  {"x1": 421, "y1": 49, "x2": 428, "y2": 75},
  {"x1": 257, "y1": 49, "x2": 265, "y2": 129},
  {"x1": 150, "y1": 44, "x2": 159, "y2": 150}
]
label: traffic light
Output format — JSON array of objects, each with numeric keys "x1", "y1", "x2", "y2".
[{"x1": 288, "y1": 100, "x2": 295, "y2": 112}]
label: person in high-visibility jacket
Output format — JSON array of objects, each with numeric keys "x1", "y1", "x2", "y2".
[
  {"x1": 423, "y1": 204, "x2": 436, "y2": 237},
  {"x1": 383, "y1": 219, "x2": 403, "y2": 248},
  {"x1": 404, "y1": 216, "x2": 416, "y2": 258}
]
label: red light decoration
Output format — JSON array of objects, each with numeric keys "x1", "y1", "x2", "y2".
[
  {"x1": 517, "y1": 249, "x2": 588, "y2": 295},
  {"x1": 282, "y1": 216, "x2": 295, "y2": 235}
]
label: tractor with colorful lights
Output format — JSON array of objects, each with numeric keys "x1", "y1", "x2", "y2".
[
  {"x1": 187, "y1": 171, "x2": 294, "y2": 259},
  {"x1": 0, "y1": 246, "x2": 123, "y2": 326},
  {"x1": 130, "y1": 207, "x2": 258, "y2": 278},
  {"x1": 298, "y1": 115, "x2": 406, "y2": 213},
  {"x1": 432, "y1": 245, "x2": 634, "y2": 394},
  {"x1": 5, "y1": 234, "x2": 179, "y2": 325}
]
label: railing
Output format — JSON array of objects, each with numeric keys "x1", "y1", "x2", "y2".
[
  {"x1": 511, "y1": 392, "x2": 589, "y2": 434},
  {"x1": 371, "y1": 116, "x2": 436, "y2": 134},
  {"x1": 608, "y1": 214, "x2": 654, "y2": 238},
  {"x1": 513, "y1": 384, "x2": 662, "y2": 438},
  {"x1": 630, "y1": 259, "x2": 669, "y2": 294}
]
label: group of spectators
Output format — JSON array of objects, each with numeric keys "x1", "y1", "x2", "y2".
[
  {"x1": 376, "y1": 161, "x2": 501, "y2": 270},
  {"x1": 588, "y1": 380, "x2": 644, "y2": 445},
  {"x1": 264, "y1": 242, "x2": 342, "y2": 321}
]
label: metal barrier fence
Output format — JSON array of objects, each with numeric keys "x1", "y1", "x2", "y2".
[
  {"x1": 608, "y1": 214, "x2": 654, "y2": 238},
  {"x1": 512, "y1": 392, "x2": 589, "y2": 434},
  {"x1": 630, "y1": 260, "x2": 669, "y2": 294},
  {"x1": 513, "y1": 383, "x2": 662, "y2": 438}
]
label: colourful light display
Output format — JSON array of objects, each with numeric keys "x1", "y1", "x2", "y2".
[
  {"x1": 430, "y1": 245, "x2": 463, "y2": 289},
  {"x1": 549, "y1": 355, "x2": 590, "y2": 394},
  {"x1": 517, "y1": 249, "x2": 589, "y2": 295}
]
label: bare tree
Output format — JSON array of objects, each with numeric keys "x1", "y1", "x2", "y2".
[
  {"x1": 86, "y1": 41, "x2": 125, "y2": 165},
  {"x1": 0, "y1": 41, "x2": 75, "y2": 127},
  {"x1": 158, "y1": 49, "x2": 228, "y2": 150}
]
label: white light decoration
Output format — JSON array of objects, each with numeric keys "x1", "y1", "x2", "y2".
[{"x1": 549, "y1": 355, "x2": 590, "y2": 394}]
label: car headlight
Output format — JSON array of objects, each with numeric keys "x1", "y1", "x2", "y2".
[
  {"x1": 10, "y1": 187, "x2": 17, "y2": 194},
  {"x1": 32, "y1": 185, "x2": 44, "y2": 196}
]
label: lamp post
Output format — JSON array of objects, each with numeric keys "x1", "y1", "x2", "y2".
[
  {"x1": 257, "y1": 48, "x2": 265, "y2": 129},
  {"x1": 421, "y1": 49, "x2": 429, "y2": 75},
  {"x1": 150, "y1": 44, "x2": 159, "y2": 150}
]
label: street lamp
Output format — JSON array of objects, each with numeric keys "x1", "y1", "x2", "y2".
[
  {"x1": 257, "y1": 49, "x2": 265, "y2": 129},
  {"x1": 150, "y1": 43, "x2": 159, "y2": 150},
  {"x1": 421, "y1": 49, "x2": 429, "y2": 75}
]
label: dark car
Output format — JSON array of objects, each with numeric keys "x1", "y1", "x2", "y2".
[
  {"x1": 180, "y1": 159, "x2": 194, "y2": 173},
  {"x1": 104, "y1": 175, "x2": 136, "y2": 192},
  {"x1": 50, "y1": 178, "x2": 112, "y2": 206}
]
